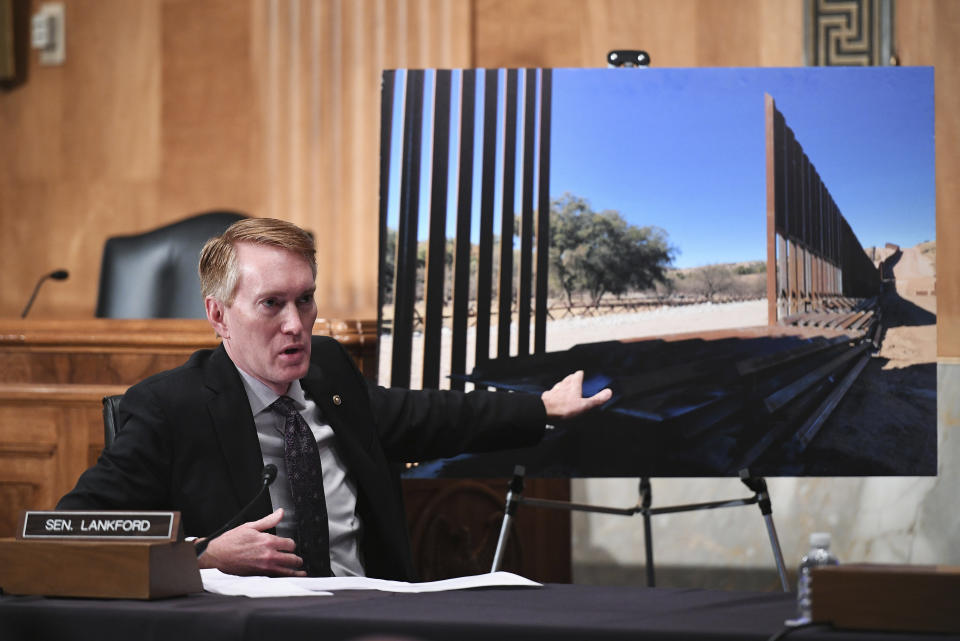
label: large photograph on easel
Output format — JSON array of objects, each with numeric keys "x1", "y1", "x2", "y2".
[{"x1": 378, "y1": 67, "x2": 935, "y2": 478}]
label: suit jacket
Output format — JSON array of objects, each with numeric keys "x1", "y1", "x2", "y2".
[{"x1": 57, "y1": 336, "x2": 547, "y2": 580}]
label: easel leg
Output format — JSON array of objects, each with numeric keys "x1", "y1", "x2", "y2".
[
  {"x1": 640, "y1": 477, "x2": 655, "y2": 587},
  {"x1": 739, "y1": 471, "x2": 790, "y2": 592},
  {"x1": 491, "y1": 465, "x2": 526, "y2": 572},
  {"x1": 491, "y1": 469, "x2": 788, "y2": 589},
  {"x1": 762, "y1": 513, "x2": 790, "y2": 592}
]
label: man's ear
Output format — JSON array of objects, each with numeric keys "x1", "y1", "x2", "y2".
[{"x1": 205, "y1": 297, "x2": 229, "y2": 339}]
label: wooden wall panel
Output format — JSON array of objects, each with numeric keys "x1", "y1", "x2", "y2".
[
  {"x1": 473, "y1": 0, "x2": 804, "y2": 68},
  {"x1": 0, "y1": 0, "x2": 473, "y2": 321},
  {"x1": 0, "y1": 0, "x2": 163, "y2": 321},
  {"x1": 757, "y1": 0, "x2": 805, "y2": 65},
  {"x1": 250, "y1": 0, "x2": 472, "y2": 317},
  {"x1": 158, "y1": 0, "x2": 261, "y2": 219},
  {"x1": 403, "y1": 477, "x2": 571, "y2": 584},
  {"x1": 0, "y1": 385, "x2": 114, "y2": 537}
]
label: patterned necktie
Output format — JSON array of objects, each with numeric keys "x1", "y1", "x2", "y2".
[{"x1": 271, "y1": 395, "x2": 332, "y2": 577}]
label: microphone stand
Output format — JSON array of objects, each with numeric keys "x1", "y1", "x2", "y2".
[
  {"x1": 195, "y1": 464, "x2": 278, "y2": 557},
  {"x1": 21, "y1": 269, "x2": 69, "y2": 318}
]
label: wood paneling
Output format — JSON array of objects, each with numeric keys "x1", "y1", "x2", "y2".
[
  {"x1": 473, "y1": 0, "x2": 804, "y2": 68},
  {"x1": 0, "y1": 0, "x2": 473, "y2": 321},
  {"x1": 250, "y1": 0, "x2": 472, "y2": 315},
  {"x1": 0, "y1": 384, "x2": 117, "y2": 537},
  {"x1": 159, "y1": 0, "x2": 260, "y2": 218},
  {"x1": 0, "y1": 0, "x2": 163, "y2": 321},
  {"x1": 404, "y1": 478, "x2": 571, "y2": 584},
  {"x1": 0, "y1": 482, "x2": 36, "y2": 540},
  {"x1": 0, "y1": 317, "x2": 379, "y2": 382},
  {"x1": 0, "y1": 319, "x2": 219, "y2": 385}
]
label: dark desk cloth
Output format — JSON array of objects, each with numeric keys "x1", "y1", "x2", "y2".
[{"x1": 1, "y1": 584, "x2": 955, "y2": 641}]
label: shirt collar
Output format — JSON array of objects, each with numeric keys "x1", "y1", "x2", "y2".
[{"x1": 234, "y1": 366, "x2": 307, "y2": 415}]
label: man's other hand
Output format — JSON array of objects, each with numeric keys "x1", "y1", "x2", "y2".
[
  {"x1": 540, "y1": 370, "x2": 612, "y2": 420},
  {"x1": 196, "y1": 508, "x2": 306, "y2": 577}
]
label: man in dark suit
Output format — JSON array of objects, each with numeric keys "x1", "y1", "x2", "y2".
[{"x1": 58, "y1": 218, "x2": 610, "y2": 580}]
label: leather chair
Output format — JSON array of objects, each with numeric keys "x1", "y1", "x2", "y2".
[
  {"x1": 95, "y1": 211, "x2": 247, "y2": 319},
  {"x1": 102, "y1": 395, "x2": 122, "y2": 448}
]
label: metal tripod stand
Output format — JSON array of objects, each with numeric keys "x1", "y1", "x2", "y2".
[{"x1": 491, "y1": 466, "x2": 790, "y2": 591}]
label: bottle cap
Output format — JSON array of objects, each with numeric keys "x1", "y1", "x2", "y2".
[{"x1": 810, "y1": 532, "x2": 831, "y2": 547}]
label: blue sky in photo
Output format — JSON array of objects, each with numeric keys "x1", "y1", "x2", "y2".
[
  {"x1": 385, "y1": 66, "x2": 934, "y2": 270},
  {"x1": 550, "y1": 67, "x2": 934, "y2": 268}
]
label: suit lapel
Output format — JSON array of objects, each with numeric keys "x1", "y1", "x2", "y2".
[
  {"x1": 204, "y1": 345, "x2": 267, "y2": 507},
  {"x1": 301, "y1": 359, "x2": 384, "y2": 503},
  {"x1": 301, "y1": 360, "x2": 372, "y2": 452}
]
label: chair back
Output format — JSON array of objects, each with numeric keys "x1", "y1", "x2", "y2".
[
  {"x1": 102, "y1": 394, "x2": 123, "y2": 448},
  {"x1": 95, "y1": 211, "x2": 246, "y2": 318}
]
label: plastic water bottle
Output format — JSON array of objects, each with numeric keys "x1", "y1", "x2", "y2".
[{"x1": 791, "y1": 532, "x2": 840, "y2": 625}]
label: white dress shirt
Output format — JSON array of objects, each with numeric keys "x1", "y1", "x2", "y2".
[{"x1": 236, "y1": 367, "x2": 365, "y2": 576}]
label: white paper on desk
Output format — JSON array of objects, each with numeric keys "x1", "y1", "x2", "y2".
[
  {"x1": 298, "y1": 570, "x2": 541, "y2": 593},
  {"x1": 201, "y1": 569, "x2": 333, "y2": 597},
  {"x1": 201, "y1": 569, "x2": 540, "y2": 598}
]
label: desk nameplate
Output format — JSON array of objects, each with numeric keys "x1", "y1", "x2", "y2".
[
  {"x1": 18, "y1": 510, "x2": 181, "y2": 542},
  {"x1": 0, "y1": 538, "x2": 202, "y2": 599}
]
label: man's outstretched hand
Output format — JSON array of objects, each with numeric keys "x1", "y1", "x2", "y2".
[
  {"x1": 196, "y1": 508, "x2": 306, "y2": 577},
  {"x1": 540, "y1": 370, "x2": 612, "y2": 421}
]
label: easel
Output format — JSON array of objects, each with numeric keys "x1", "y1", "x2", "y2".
[
  {"x1": 491, "y1": 466, "x2": 791, "y2": 591},
  {"x1": 487, "y1": 48, "x2": 790, "y2": 592}
]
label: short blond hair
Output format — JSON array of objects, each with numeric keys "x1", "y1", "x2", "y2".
[{"x1": 199, "y1": 218, "x2": 317, "y2": 304}]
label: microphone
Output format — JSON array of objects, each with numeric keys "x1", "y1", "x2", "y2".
[
  {"x1": 21, "y1": 269, "x2": 69, "y2": 318},
  {"x1": 195, "y1": 464, "x2": 278, "y2": 557}
]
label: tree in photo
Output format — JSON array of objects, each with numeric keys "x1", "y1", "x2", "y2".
[
  {"x1": 694, "y1": 263, "x2": 734, "y2": 301},
  {"x1": 549, "y1": 193, "x2": 675, "y2": 308}
]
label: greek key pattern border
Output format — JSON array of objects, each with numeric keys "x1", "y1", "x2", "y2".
[{"x1": 805, "y1": 0, "x2": 893, "y2": 66}]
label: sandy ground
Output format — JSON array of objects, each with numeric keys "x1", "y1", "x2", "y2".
[
  {"x1": 378, "y1": 299, "x2": 768, "y2": 388},
  {"x1": 810, "y1": 246, "x2": 937, "y2": 474}
]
